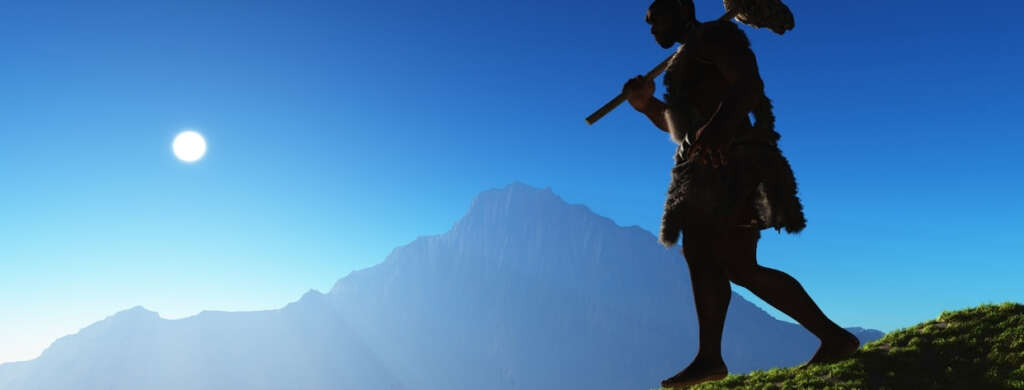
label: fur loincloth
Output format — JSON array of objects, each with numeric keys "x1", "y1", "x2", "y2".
[{"x1": 658, "y1": 139, "x2": 806, "y2": 248}]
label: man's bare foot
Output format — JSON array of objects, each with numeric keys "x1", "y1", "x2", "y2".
[
  {"x1": 660, "y1": 358, "x2": 728, "y2": 389},
  {"x1": 799, "y1": 329, "x2": 860, "y2": 369}
]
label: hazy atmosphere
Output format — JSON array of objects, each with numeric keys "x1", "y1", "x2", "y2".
[{"x1": 2, "y1": 0, "x2": 1022, "y2": 372}]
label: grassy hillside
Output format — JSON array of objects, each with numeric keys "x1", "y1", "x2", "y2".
[{"x1": 669, "y1": 303, "x2": 1024, "y2": 389}]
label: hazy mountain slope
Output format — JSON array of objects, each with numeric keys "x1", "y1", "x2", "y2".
[
  {"x1": 0, "y1": 304, "x2": 404, "y2": 390},
  {"x1": 322, "y1": 183, "x2": 880, "y2": 389},
  {"x1": 0, "y1": 182, "x2": 881, "y2": 390}
]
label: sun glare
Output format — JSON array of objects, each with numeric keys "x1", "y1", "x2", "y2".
[{"x1": 172, "y1": 130, "x2": 207, "y2": 163}]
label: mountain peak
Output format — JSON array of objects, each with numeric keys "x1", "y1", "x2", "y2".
[
  {"x1": 464, "y1": 182, "x2": 563, "y2": 213},
  {"x1": 115, "y1": 305, "x2": 158, "y2": 318},
  {"x1": 94, "y1": 306, "x2": 161, "y2": 326},
  {"x1": 453, "y1": 182, "x2": 600, "y2": 231}
]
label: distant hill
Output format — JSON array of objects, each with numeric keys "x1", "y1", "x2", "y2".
[
  {"x1": 0, "y1": 304, "x2": 406, "y2": 390},
  {"x1": 684, "y1": 303, "x2": 1024, "y2": 390},
  {"x1": 0, "y1": 182, "x2": 883, "y2": 390}
]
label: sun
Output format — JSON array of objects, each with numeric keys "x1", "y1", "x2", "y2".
[{"x1": 172, "y1": 130, "x2": 207, "y2": 163}]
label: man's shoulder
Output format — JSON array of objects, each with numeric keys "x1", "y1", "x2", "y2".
[{"x1": 696, "y1": 20, "x2": 751, "y2": 50}]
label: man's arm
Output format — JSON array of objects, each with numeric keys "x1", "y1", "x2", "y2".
[
  {"x1": 700, "y1": 25, "x2": 765, "y2": 134},
  {"x1": 623, "y1": 75, "x2": 669, "y2": 133},
  {"x1": 639, "y1": 98, "x2": 670, "y2": 132},
  {"x1": 688, "y1": 23, "x2": 765, "y2": 166}
]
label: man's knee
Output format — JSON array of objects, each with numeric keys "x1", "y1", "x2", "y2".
[
  {"x1": 717, "y1": 229, "x2": 761, "y2": 286},
  {"x1": 724, "y1": 263, "x2": 759, "y2": 287}
]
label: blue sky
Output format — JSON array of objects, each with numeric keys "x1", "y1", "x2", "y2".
[{"x1": 2, "y1": 0, "x2": 1022, "y2": 364}]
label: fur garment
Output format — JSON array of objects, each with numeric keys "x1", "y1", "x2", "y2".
[{"x1": 658, "y1": 21, "x2": 806, "y2": 248}]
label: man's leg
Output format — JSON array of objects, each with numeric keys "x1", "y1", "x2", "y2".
[
  {"x1": 717, "y1": 228, "x2": 859, "y2": 366},
  {"x1": 661, "y1": 232, "x2": 730, "y2": 388}
]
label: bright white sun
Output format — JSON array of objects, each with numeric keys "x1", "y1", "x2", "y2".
[{"x1": 172, "y1": 130, "x2": 207, "y2": 163}]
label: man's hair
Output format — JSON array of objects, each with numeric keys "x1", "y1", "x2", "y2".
[{"x1": 646, "y1": 0, "x2": 696, "y2": 23}]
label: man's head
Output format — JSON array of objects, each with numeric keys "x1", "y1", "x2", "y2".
[{"x1": 646, "y1": 0, "x2": 697, "y2": 48}]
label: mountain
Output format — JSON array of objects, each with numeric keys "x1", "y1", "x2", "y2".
[
  {"x1": 0, "y1": 182, "x2": 882, "y2": 390},
  {"x1": 0, "y1": 304, "x2": 405, "y2": 390},
  {"x1": 689, "y1": 303, "x2": 1024, "y2": 389}
]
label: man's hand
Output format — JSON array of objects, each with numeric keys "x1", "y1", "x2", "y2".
[{"x1": 622, "y1": 75, "x2": 655, "y2": 112}]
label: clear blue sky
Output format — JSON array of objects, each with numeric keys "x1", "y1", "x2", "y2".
[{"x1": 2, "y1": 0, "x2": 1022, "y2": 364}]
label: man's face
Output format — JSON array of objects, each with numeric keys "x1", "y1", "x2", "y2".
[{"x1": 646, "y1": 3, "x2": 693, "y2": 49}]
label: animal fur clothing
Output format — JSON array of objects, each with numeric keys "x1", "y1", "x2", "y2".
[{"x1": 658, "y1": 21, "x2": 806, "y2": 248}]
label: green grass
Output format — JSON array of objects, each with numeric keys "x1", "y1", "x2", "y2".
[{"x1": 661, "y1": 303, "x2": 1024, "y2": 390}]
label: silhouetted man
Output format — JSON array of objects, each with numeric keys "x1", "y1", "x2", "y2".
[{"x1": 622, "y1": 0, "x2": 859, "y2": 387}]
